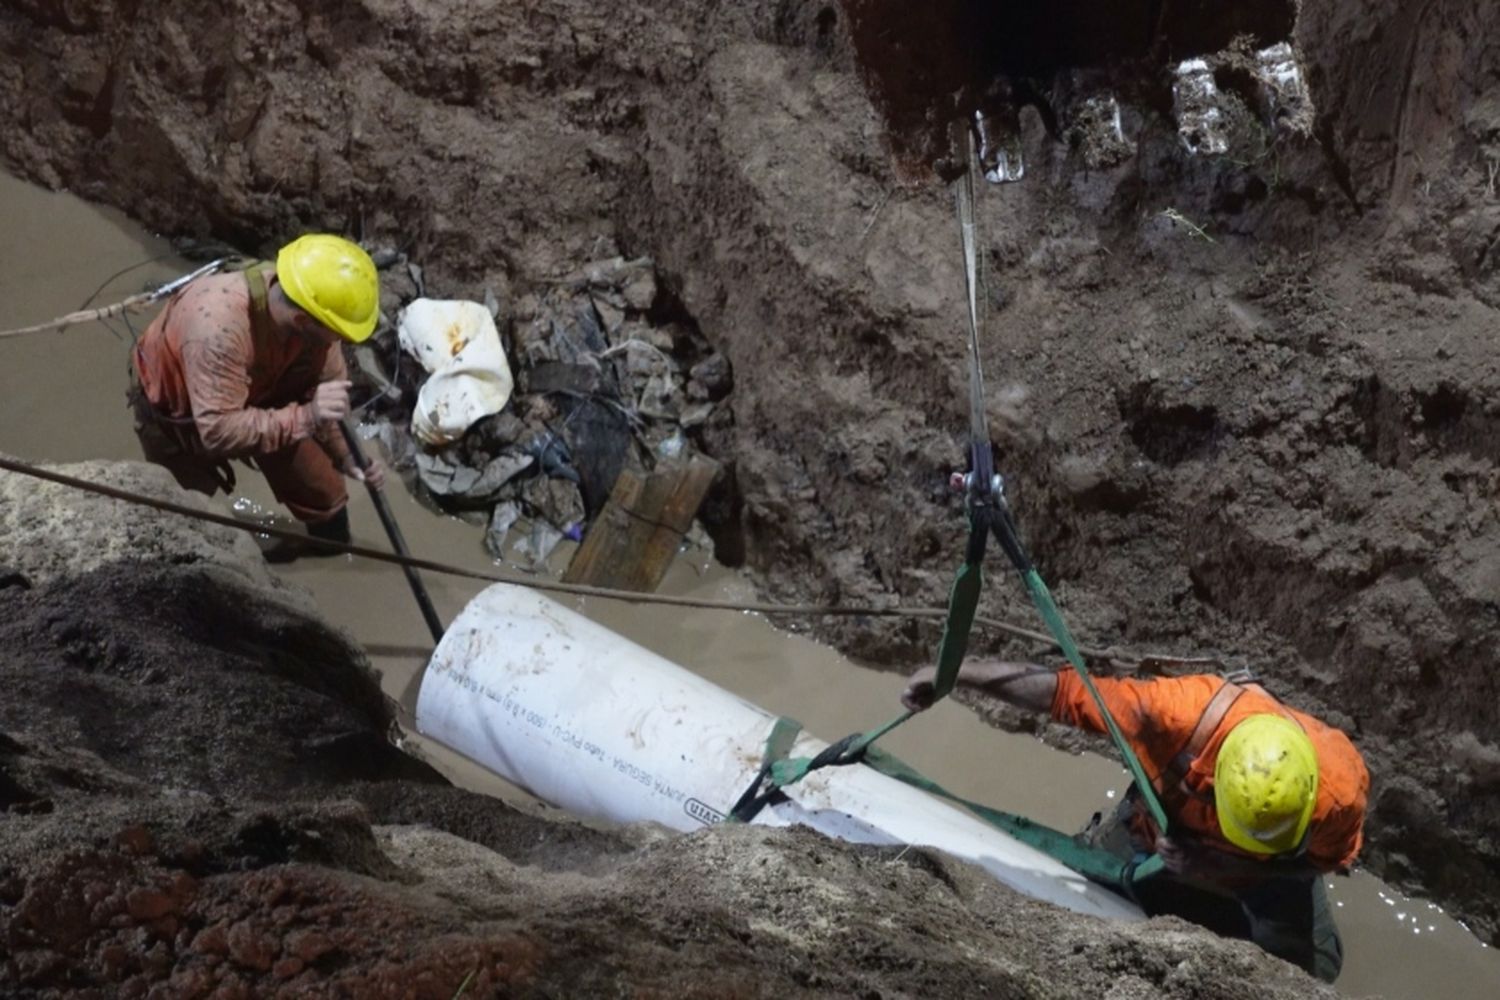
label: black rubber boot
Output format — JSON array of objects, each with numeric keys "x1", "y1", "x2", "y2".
[
  {"x1": 263, "y1": 509, "x2": 350, "y2": 563},
  {"x1": 306, "y1": 507, "x2": 352, "y2": 545}
]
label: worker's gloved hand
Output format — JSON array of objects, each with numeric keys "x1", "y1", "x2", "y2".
[
  {"x1": 900, "y1": 665, "x2": 940, "y2": 713},
  {"x1": 309, "y1": 380, "x2": 353, "y2": 424},
  {"x1": 342, "y1": 454, "x2": 387, "y2": 491}
]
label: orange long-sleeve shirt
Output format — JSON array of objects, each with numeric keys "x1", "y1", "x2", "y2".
[
  {"x1": 1052, "y1": 670, "x2": 1369, "y2": 871},
  {"x1": 132, "y1": 267, "x2": 350, "y2": 464}
]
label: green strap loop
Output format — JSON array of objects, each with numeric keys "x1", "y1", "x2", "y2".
[
  {"x1": 931, "y1": 559, "x2": 983, "y2": 703},
  {"x1": 767, "y1": 716, "x2": 818, "y2": 787},
  {"x1": 769, "y1": 755, "x2": 811, "y2": 787},
  {"x1": 739, "y1": 720, "x2": 1169, "y2": 894},
  {"x1": 1020, "y1": 568, "x2": 1170, "y2": 833},
  {"x1": 763, "y1": 715, "x2": 803, "y2": 766},
  {"x1": 860, "y1": 745, "x2": 1162, "y2": 893},
  {"x1": 739, "y1": 503, "x2": 1170, "y2": 872},
  {"x1": 726, "y1": 716, "x2": 805, "y2": 823},
  {"x1": 749, "y1": 544, "x2": 1170, "y2": 838}
]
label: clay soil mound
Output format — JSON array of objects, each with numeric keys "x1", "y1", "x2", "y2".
[{"x1": 2, "y1": 0, "x2": 1499, "y2": 952}]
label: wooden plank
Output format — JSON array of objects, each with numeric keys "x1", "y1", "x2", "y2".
[
  {"x1": 562, "y1": 469, "x2": 645, "y2": 587},
  {"x1": 629, "y1": 456, "x2": 721, "y2": 591},
  {"x1": 563, "y1": 455, "x2": 720, "y2": 592}
]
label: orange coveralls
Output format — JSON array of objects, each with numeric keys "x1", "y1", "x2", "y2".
[
  {"x1": 1054, "y1": 669, "x2": 1370, "y2": 981},
  {"x1": 129, "y1": 266, "x2": 351, "y2": 523},
  {"x1": 1053, "y1": 670, "x2": 1368, "y2": 869}
]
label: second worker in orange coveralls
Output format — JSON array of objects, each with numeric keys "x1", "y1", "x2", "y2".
[
  {"x1": 128, "y1": 234, "x2": 386, "y2": 560},
  {"x1": 901, "y1": 659, "x2": 1369, "y2": 982}
]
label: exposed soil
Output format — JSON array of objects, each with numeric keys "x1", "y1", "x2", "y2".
[
  {"x1": 0, "y1": 461, "x2": 1336, "y2": 998},
  {"x1": 2, "y1": 0, "x2": 1499, "y2": 967}
]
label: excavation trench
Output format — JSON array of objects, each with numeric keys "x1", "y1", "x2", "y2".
[
  {"x1": 3, "y1": 0, "x2": 1500, "y2": 994},
  {"x1": 1, "y1": 166, "x2": 1497, "y2": 998}
]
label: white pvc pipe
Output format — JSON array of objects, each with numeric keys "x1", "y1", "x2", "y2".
[{"x1": 416, "y1": 583, "x2": 1141, "y2": 920}]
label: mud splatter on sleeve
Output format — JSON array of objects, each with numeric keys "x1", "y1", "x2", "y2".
[
  {"x1": 180, "y1": 324, "x2": 315, "y2": 457},
  {"x1": 1051, "y1": 671, "x2": 1222, "y2": 783}
]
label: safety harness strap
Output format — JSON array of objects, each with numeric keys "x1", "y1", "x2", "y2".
[
  {"x1": 1159, "y1": 678, "x2": 1307, "y2": 810},
  {"x1": 1163, "y1": 679, "x2": 1249, "y2": 799},
  {"x1": 241, "y1": 261, "x2": 276, "y2": 352}
]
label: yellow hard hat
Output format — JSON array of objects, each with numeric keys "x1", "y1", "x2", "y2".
[
  {"x1": 1214, "y1": 714, "x2": 1319, "y2": 855},
  {"x1": 276, "y1": 234, "x2": 379, "y2": 343}
]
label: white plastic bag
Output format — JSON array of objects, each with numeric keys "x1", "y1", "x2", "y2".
[{"x1": 398, "y1": 298, "x2": 514, "y2": 446}]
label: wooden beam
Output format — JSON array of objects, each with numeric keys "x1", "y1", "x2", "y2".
[{"x1": 563, "y1": 455, "x2": 720, "y2": 592}]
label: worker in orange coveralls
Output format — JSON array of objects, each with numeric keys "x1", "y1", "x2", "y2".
[
  {"x1": 128, "y1": 234, "x2": 385, "y2": 560},
  {"x1": 901, "y1": 660, "x2": 1369, "y2": 983}
]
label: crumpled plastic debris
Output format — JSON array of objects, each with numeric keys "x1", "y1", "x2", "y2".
[
  {"x1": 484, "y1": 500, "x2": 523, "y2": 559},
  {"x1": 1253, "y1": 42, "x2": 1310, "y2": 131},
  {"x1": 1068, "y1": 94, "x2": 1134, "y2": 170},
  {"x1": 414, "y1": 448, "x2": 481, "y2": 497},
  {"x1": 1172, "y1": 58, "x2": 1230, "y2": 155},
  {"x1": 516, "y1": 519, "x2": 565, "y2": 570},
  {"x1": 416, "y1": 447, "x2": 533, "y2": 508},
  {"x1": 975, "y1": 108, "x2": 1025, "y2": 184},
  {"x1": 386, "y1": 254, "x2": 719, "y2": 562},
  {"x1": 521, "y1": 476, "x2": 585, "y2": 538},
  {"x1": 399, "y1": 298, "x2": 515, "y2": 446},
  {"x1": 523, "y1": 429, "x2": 581, "y2": 484}
]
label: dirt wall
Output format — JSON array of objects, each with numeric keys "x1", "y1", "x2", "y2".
[{"x1": 2, "y1": 0, "x2": 1499, "y2": 943}]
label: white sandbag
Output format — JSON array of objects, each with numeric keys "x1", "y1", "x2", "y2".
[
  {"x1": 416, "y1": 583, "x2": 1143, "y2": 921},
  {"x1": 398, "y1": 298, "x2": 514, "y2": 445}
]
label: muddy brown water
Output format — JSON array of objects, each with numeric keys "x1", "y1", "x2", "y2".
[{"x1": 0, "y1": 170, "x2": 1493, "y2": 998}]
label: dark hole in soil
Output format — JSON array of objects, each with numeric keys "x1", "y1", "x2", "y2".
[
  {"x1": 698, "y1": 462, "x2": 746, "y2": 567},
  {"x1": 1354, "y1": 378, "x2": 1500, "y2": 468},
  {"x1": 0, "y1": 770, "x2": 36, "y2": 810},
  {"x1": 1418, "y1": 384, "x2": 1467, "y2": 429},
  {"x1": 838, "y1": 0, "x2": 1295, "y2": 172},
  {"x1": 1214, "y1": 172, "x2": 1271, "y2": 214},
  {"x1": 817, "y1": 5, "x2": 838, "y2": 40},
  {"x1": 1351, "y1": 375, "x2": 1405, "y2": 468},
  {"x1": 232, "y1": 816, "x2": 296, "y2": 867},
  {"x1": 1127, "y1": 402, "x2": 1225, "y2": 465}
]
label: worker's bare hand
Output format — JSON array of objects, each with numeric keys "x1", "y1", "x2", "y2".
[
  {"x1": 343, "y1": 454, "x2": 387, "y2": 491},
  {"x1": 310, "y1": 380, "x2": 353, "y2": 424},
  {"x1": 1156, "y1": 835, "x2": 1190, "y2": 876},
  {"x1": 1157, "y1": 836, "x2": 1246, "y2": 879},
  {"x1": 901, "y1": 666, "x2": 940, "y2": 713}
]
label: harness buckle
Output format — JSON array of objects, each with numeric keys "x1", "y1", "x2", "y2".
[{"x1": 1223, "y1": 665, "x2": 1259, "y2": 686}]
